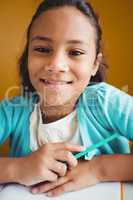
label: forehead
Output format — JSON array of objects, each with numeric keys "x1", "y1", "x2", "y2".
[{"x1": 30, "y1": 6, "x2": 96, "y2": 43}]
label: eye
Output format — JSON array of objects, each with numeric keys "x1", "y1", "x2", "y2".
[
  {"x1": 34, "y1": 47, "x2": 52, "y2": 54},
  {"x1": 69, "y1": 50, "x2": 85, "y2": 57}
]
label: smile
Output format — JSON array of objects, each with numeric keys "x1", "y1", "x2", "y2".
[{"x1": 40, "y1": 79, "x2": 73, "y2": 85}]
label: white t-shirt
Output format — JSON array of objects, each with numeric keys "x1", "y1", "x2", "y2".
[{"x1": 29, "y1": 104, "x2": 82, "y2": 152}]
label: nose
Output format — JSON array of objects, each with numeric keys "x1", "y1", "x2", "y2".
[{"x1": 45, "y1": 52, "x2": 69, "y2": 73}]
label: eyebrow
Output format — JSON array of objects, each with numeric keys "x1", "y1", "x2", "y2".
[
  {"x1": 31, "y1": 36, "x2": 52, "y2": 42},
  {"x1": 31, "y1": 35, "x2": 88, "y2": 46}
]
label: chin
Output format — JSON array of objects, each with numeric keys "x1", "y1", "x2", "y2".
[
  {"x1": 38, "y1": 90, "x2": 72, "y2": 106},
  {"x1": 43, "y1": 101, "x2": 66, "y2": 108},
  {"x1": 40, "y1": 96, "x2": 66, "y2": 107}
]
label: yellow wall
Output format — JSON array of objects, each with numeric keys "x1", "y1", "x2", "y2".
[
  {"x1": 0, "y1": 0, "x2": 133, "y2": 154},
  {"x1": 90, "y1": 0, "x2": 133, "y2": 95},
  {"x1": 0, "y1": 0, "x2": 41, "y2": 101}
]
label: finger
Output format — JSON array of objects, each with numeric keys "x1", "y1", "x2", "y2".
[
  {"x1": 42, "y1": 170, "x2": 58, "y2": 182},
  {"x1": 32, "y1": 176, "x2": 68, "y2": 194},
  {"x1": 46, "y1": 181, "x2": 75, "y2": 197},
  {"x1": 53, "y1": 142, "x2": 85, "y2": 152},
  {"x1": 49, "y1": 160, "x2": 67, "y2": 177},
  {"x1": 55, "y1": 150, "x2": 78, "y2": 168}
]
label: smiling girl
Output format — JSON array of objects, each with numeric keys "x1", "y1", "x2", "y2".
[{"x1": 0, "y1": 0, "x2": 133, "y2": 197}]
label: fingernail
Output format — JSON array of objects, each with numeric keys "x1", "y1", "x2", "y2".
[
  {"x1": 80, "y1": 146, "x2": 85, "y2": 151},
  {"x1": 46, "y1": 192, "x2": 53, "y2": 197},
  {"x1": 31, "y1": 188, "x2": 39, "y2": 194}
]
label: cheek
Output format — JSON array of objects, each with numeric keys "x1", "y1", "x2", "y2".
[
  {"x1": 73, "y1": 64, "x2": 92, "y2": 83},
  {"x1": 71, "y1": 60, "x2": 94, "y2": 93},
  {"x1": 28, "y1": 55, "x2": 43, "y2": 78}
]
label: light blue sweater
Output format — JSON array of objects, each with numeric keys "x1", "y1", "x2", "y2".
[{"x1": 0, "y1": 82, "x2": 133, "y2": 158}]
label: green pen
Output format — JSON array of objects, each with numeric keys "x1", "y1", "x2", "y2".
[{"x1": 74, "y1": 133, "x2": 120, "y2": 159}]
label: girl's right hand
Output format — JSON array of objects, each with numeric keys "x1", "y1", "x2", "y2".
[{"x1": 14, "y1": 142, "x2": 84, "y2": 186}]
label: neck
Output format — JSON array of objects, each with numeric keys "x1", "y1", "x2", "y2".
[{"x1": 40, "y1": 103, "x2": 76, "y2": 123}]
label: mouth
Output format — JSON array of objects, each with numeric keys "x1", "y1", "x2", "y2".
[{"x1": 39, "y1": 78, "x2": 73, "y2": 85}]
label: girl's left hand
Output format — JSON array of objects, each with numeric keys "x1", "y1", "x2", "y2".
[{"x1": 31, "y1": 159, "x2": 100, "y2": 197}]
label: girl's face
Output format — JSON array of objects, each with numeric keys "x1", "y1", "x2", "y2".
[{"x1": 28, "y1": 6, "x2": 101, "y2": 107}]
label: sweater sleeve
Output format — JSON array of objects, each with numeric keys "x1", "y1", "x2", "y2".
[
  {"x1": 0, "y1": 98, "x2": 14, "y2": 145},
  {"x1": 97, "y1": 83, "x2": 133, "y2": 140}
]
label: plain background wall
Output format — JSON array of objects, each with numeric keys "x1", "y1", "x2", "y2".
[
  {"x1": 0, "y1": 0, "x2": 133, "y2": 154},
  {"x1": 90, "y1": 0, "x2": 133, "y2": 94}
]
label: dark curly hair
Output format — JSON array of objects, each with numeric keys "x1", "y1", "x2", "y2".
[{"x1": 19, "y1": 0, "x2": 107, "y2": 96}]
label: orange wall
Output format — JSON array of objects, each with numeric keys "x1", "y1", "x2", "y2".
[
  {"x1": 0, "y1": 0, "x2": 133, "y2": 154},
  {"x1": 0, "y1": 0, "x2": 42, "y2": 101},
  {"x1": 90, "y1": 0, "x2": 133, "y2": 95}
]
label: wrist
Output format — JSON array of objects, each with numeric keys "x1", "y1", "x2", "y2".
[
  {"x1": 8, "y1": 157, "x2": 23, "y2": 183},
  {"x1": 0, "y1": 157, "x2": 21, "y2": 183},
  {"x1": 90, "y1": 155, "x2": 105, "y2": 183}
]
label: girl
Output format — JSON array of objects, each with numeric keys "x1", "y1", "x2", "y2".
[{"x1": 0, "y1": 0, "x2": 133, "y2": 197}]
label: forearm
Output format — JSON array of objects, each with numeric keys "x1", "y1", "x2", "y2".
[
  {"x1": 92, "y1": 154, "x2": 133, "y2": 182},
  {"x1": 0, "y1": 157, "x2": 19, "y2": 184}
]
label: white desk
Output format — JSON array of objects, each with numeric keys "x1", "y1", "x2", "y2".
[
  {"x1": 0, "y1": 182, "x2": 121, "y2": 200},
  {"x1": 1, "y1": 182, "x2": 133, "y2": 199},
  {"x1": 123, "y1": 183, "x2": 133, "y2": 200}
]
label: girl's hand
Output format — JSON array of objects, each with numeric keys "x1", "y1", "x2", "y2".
[
  {"x1": 14, "y1": 142, "x2": 84, "y2": 186},
  {"x1": 31, "y1": 158, "x2": 100, "y2": 197}
]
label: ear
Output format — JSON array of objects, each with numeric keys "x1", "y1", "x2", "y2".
[{"x1": 91, "y1": 53, "x2": 102, "y2": 76}]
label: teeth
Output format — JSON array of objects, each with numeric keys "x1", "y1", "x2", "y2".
[
  {"x1": 40, "y1": 79, "x2": 73, "y2": 84},
  {"x1": 40, "y1": 79, "x2": 49, "y2": 84},
  {"x1": 44, "y1": 79, "x2": 49, "y2": 83}
]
